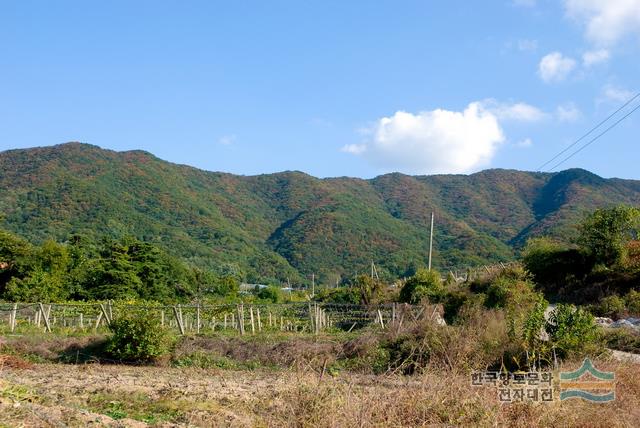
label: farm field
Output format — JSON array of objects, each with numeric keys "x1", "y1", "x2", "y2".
[
  {"x1": 1, "y1": 358, "x2": 640, "y2": 427},
  {"x1": 1, "y1": 335, "x2": 640, "y2": 428}
]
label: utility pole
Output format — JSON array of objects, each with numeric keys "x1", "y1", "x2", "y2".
[{"x1": 428, "y1": 211, "x2": 434, "y2": 271}]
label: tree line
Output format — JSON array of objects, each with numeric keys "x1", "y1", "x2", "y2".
[{"x1": 0, "y1": 232, "x2": 241, "y2": 303}]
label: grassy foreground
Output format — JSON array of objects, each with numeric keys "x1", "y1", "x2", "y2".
[{"x1": 0, "y1": 353, "x2": 639, "y2": 427}]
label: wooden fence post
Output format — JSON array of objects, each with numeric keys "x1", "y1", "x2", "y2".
[
  {"x1": 94, "y1": 312, "x2": 103, "y2": 332},
  {"x1": 39, "y1": 303, "x2": 52, "y2": 332},
  {"x1": 315, "y1": 304, "x2": 321, "y2": 334},
  {"x1": 391, "y1": 303, "x2": 396, "y2": 324},
  {"x1": 173, "y1": 305, "x2": 185, "y2": 335},
  {"x1": 249, "y1": 306, "x2": 255, "y2": 334},
  {"x1": 196, "y1": 304, "x2": 201, "y2": 334},
  {"x1": 10, "y1": 303, "x2": 17, "y2": 332},
  {"x1": 377, "y1": 309, "x2": 385, "y2": 329},
  {"x1": 99, "y1": 303, "x2": 111, "y2": 326},
  {"x1": 237, "y1": 304, "x2": 245, "y2": 335},
  {"x1": 308, "y1": 303, "x2": 314, "y2": 333}
]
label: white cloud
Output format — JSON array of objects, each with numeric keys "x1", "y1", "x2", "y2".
[
  {"x1": 601, "y1": 84, "x2": 634, "y2": 102},
  {"x1": 342, "y1": 103, "x2": 505, "y2": 175},
  {"x1": 483, "y1": 99, "x2": 547, "y2": 122},
  {"x1": 516, "y1": 138, "x2": 533, "y2": 148},
  {"x1": 582, "y1": 48, "x2": 610, "y2": 66},
  {"x1": 218, "y1": 135, "x2": 236, "y2": 145},
  {"x1": 518, "y1": 39, "x2": 538, "y2": 51},
  {"x1": 538, "y1": 52, "x2": 577, "y2": 82},
  {"x1": 565, "y1": 0, "x2": 640, "y2": 46},
  {"x1": 556, "y1": 102, "x2": 582, "y2": 122}
]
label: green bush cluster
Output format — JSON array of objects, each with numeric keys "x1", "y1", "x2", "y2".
[
  {"x1": 522, "y1": 205, "x2": 640, "y2": 304},
  {"x1": 106, "y1": 314, "x2": 173, "y2": 362},
  {"x1": 604, "y1": 328, "x2": 640, "y2": 354},
  {"x1": 546, "y1": 304, "x2": 599, "y2": 358},
  {"x1": 0, "y1": 230, "x2": 241, "y2": 302},
  {"x1": 399, "y1": 269, "x2": 444, "y2": 304},
  {"x1": 592, "y1": 290, "x2": 640, "y2": 319}
]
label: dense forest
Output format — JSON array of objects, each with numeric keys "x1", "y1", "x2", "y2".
[{"x1": 1, "y1": 142, "x2": 640, "y2": 287}]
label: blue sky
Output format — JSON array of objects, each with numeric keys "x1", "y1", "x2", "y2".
[{"x1": 1, "y1": 1, "x2": 639, "y2": 178}]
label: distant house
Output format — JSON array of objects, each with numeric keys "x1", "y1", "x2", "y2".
[{"x1": 239, "y1": 283, "x2": 268, "y2": 292}]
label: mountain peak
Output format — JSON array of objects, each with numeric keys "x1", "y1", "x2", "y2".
[{"x1": 0, "y1": 143, "x2": 638, "y2": 283}]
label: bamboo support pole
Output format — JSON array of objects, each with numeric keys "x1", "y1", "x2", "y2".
[
  {"x1": 256, "y1": 308, "x2": 262, "y2": 332},
  {"x1": 196, "y1": 304, "x2": 201, "y2": 334},
  {"x1": 250, "y1": 307, "x2": 255, "y2": 334}
]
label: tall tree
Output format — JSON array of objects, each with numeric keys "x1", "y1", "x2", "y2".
[{"x1": 577, "y1": 205, "x2": 640, "y2": 267}]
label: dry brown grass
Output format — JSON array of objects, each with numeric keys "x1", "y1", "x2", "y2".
[
  {"x1": 252, "y1": 358, "x2": 640, "y2": 427},
  {"x1": 0, "y1": 355, "x2": 638, "y2": 427}
]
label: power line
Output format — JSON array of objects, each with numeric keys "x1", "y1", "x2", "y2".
[
  {"x1": 547, "y1": 101, "x2": 640, "y2": 172},
  {"x1": 537, "y1": 91, "x2": 640, "y2": 171}
]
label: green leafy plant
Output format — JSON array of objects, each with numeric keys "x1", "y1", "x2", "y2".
[
  {"x1": 577, "y1": 205, "x2": 640, "y2": 267},
  {"x1": 546, "y1": 304, "x2": 599, "y2": 358},
  {"x1": 255, "y1": 285, "x2": 281, "y2": 303},
  {"x1": 624, "y1": 290, "x2": 640, "y2": 316},
  {"x1": 106, "y1": 314, "x2": 173, "y2": 362},
  {"x1": 400, "y1": 269, "x2": 444, "y2": 304},
  {"x1": 597, "y1": 295, "x2": 626, "y2": 319}
]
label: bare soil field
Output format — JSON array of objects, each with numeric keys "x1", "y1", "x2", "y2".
[{"x1": 1, "y1": 357, "x2": 640, "y2": 428}]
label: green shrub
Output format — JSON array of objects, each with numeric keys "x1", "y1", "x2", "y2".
[
  {"x1": 521, "y1": 296, "x2": 547, "y2": 352},
  {"x1": 315, "y1": 287, "x2": 360, "y2": 304},
  {"x1": 597, "y1": 295, "x2": 626, "y2": 319},
  {"x1": 256, "y1": 285, "x2": 281, "y2": 303},
  {"x1": 351, "y1": 275, "x2": 385, "y2": 305},
  {"x1": 624, "y1": 290, "x2": 640, "y2": 316},
  {"x1": 577, "y1": 205, "x2": 640, "y2": 267},
  {"x1": 106, "y1": 314, "x2": 173, "y2": 362},
  {"x1": 441, "y1": 291, "x2": 473, "y2": 324},
  {"x1": 482, "y1": 267, "x2": 540, "y2": 312},
  {"x1": 546, "y1": 304, "x2": 600, "y2": 358},
  {"x1": 603, "y1": 328, "x2": 640, "y2": 354},
  {"x1": 521, "y1": 238, "x2": 593, "y2": 294},
  {"x1": 399, "y1": 269, "x2": 444, "y2": 304}
]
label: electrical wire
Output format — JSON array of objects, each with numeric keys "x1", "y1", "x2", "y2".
[
  {"x1": 537, "y1": 92, "x2": 640, "y2": 171},
  {"x1": 547, "y1": 101, "x2": 640, "y2": 171}
]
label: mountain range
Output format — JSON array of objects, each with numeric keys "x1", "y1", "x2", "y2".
[{"x1": 1, "y1": 142, "x2": 639, "y2": 285}]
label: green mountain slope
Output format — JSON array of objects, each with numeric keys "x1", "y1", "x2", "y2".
[{"x1": 1, "y1": 142, "x2": 639, "y2": 285}]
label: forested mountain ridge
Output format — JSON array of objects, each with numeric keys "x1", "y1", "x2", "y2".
[{"x1": 1, "y1": 142, "x2": 639, "y2": 285}]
